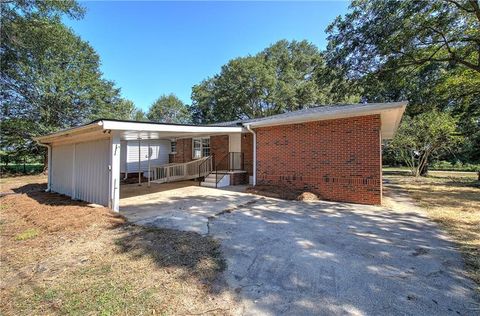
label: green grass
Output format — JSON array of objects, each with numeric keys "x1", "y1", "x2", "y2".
[
  {"x1": 383, "y1": 167, "x2": 478, "y2": 179},
  {"x1": 26, "y1": 267, "x2": 156, "y2": 316},
  {"x1": 15, "y1": 228, "x2": 39, "y2": 241},
  {"x1": 0, "y1": 163, "x2": 43, "y2": 175}
]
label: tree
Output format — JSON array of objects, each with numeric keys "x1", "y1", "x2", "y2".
[
  {"x1": 326, "y1": 0, "x2": 480, "y2": 77},
  {"x1": 0, "y1": 0, "x2": 133, "y2": 165},
  {"x1": 388, "y1": 111, "x2": 461, "y2": 177},
  {"x1": 147, "y1": 94, "x2": 192, "y2": 124},
  {"x1": 131, "y1": 108, "x2": 148, "y2": 121},
  {"x1": 191, "y1": 40, "x2": 358, "y2": 123}
]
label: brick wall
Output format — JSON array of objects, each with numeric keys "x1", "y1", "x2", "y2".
[
  {"x1": 230, "y1": 172, "x2": 248, "y2": 185},
  {"x1": 169, "y1": 138, "x2": 192, "y2": 163},
  {"x1": 255, "y1": 114, "x2": 382, "y2": 205},
  {"x1": 211, "y1": 135, "x2": 229, "y2": 170},
  {"x1": 241, "y1": 133, "x2": 254, "y2": 176}
]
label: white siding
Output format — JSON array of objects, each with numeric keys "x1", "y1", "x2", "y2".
[
  {"x1": 74, "y1": 139, "x2": 110, "y2": 206},
  {"x1": 50, "y1": 139, "x2": 110, "y2": 206},
  {"x1": 51, "y1": 144, "x2": 74, "y2": 196},
  {"x1": 120, "y1": 140, "x2": 127, "y2": 173},
  {"x1": 122, "y1": 140, "x2": 170, "y2": 173}
]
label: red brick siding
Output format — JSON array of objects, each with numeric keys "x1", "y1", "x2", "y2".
[
  {"x1": 169, "y1": 138, "x2": 192, "y2": 163},
  {"x1": 255, "y1": 115, "x2": 381, "y2": 205},
  {"x1": 241, "y1": 133, "x2": 253, "y2": 176},
  {"x1": 211, "y1": 135, "x2": 229, "y2": 170},
  {"x1": 230, "y1": 172, "x2": 248, "y2": 185}
]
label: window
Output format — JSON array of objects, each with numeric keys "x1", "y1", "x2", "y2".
[
  {"x1": 170, "y1": 141, "x2": 177, "y2": 154},
  {"x1": 192, "y1": 137, "x2": 210, "y2": 159}
]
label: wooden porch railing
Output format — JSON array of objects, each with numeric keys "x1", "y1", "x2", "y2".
[{"x1": 149, "y1": 156, "x2": 212, "y2": 184}]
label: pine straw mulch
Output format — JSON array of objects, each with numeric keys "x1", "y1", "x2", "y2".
[
  {"x1": 246, "y1": 185, "x2": 319, "y2": 201},
  {"x1": 0, "y1": 175, "x2": 238, "y2": 315}
]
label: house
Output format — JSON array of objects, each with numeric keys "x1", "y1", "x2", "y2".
[
  {"x1": 121, "y1": 139, "x2": 170, "y2": 178},
  {"x1": 34, "y1": 101, "x2": 407, "y2": 211}
]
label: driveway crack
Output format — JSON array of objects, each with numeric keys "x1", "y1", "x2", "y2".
[{"x1": 206, "y1": 199, "x2": 260, "y2": 236}]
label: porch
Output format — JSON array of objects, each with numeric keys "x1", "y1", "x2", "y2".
[{"x1": 145, "y1": 151, "x2": 248, "y2": 188}]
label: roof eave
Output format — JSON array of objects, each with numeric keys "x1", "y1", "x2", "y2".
[
  {"x1": 101, "y1": 120, "x2": 245, "y2": 133},
  {"x1": 34, "y1": 121, "x2": 104, "y2": 144},
  {"x1": 244, "y1": 102, "x2": 407, "y2": 139}
]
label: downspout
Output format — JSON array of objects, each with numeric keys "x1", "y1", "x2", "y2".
[
  {"x1": 244, "y1": 124, "x2": 256, "y2": 186},
  {"x1": 36, "y1": 142, "x2": 52, "y2": 192}
]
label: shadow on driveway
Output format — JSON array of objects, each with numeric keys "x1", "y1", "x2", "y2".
[{"x1": 118, "y1": 185, "x2": 480, "y2": 315}]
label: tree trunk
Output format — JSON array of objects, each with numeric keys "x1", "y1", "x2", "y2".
[
  {"x1": 416, "y1": 152, "x2": 430, "y2": 177},
  {"x1": 420, "y1": 161, "x2": 429, "y2": 176}
]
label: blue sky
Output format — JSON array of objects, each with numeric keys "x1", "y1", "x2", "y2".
[{"x1": 65, "y1": 1, "x2": 349, "y2": 111}]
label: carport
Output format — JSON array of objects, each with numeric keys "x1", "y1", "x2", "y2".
[{"x1": 35, "y1": 119, "x2": 245, "y2": 212}]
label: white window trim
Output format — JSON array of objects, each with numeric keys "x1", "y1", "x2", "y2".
[
  {"x1": 192, "y1": 137, "x2": 210, "y2": 159},
  {"x1": 170, "y1": 140, "x2": 177, "y2": 154}
]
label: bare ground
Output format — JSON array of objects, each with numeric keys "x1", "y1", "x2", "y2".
[
  {"x1": 383, "y1": 171, "x2": 480, "y2": 291},
  {"x1": 0, "y1": 175, "x2": 238, "y2": 315}
]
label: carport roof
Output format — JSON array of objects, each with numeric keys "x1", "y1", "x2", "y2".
[
  {"x1": 35, "y1": 101, "x2": 407, "y2": 144},
  {"x1": 35, "y1": 119, "x2": 245, "y2": 144}
]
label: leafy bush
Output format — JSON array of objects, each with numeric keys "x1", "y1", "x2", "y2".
[{"x1": 430, "y1": 161, "x2": 480, "y2": 172}]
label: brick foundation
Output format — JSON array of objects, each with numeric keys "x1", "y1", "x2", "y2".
[
  {"x1": 255, "y1": 115, "x2": 382, "y2": 205},
  {"x1": 230, "y1": 172, "x2": 248, "y2": 185}
]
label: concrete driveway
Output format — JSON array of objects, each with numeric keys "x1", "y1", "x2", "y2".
[{"x1": 120, "y1": 183, "x2": 479, "y2": 315}]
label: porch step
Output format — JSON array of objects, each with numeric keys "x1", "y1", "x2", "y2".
[
  {"x1": 200, "y1": 181, "x2": 217, "y2": 188},
  {"x1": 200, "y1": 173, "x2": 229, "y2": 188}
]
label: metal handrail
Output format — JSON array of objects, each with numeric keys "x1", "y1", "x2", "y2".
[
  {"x1": 214, "y1": 152, "x2": 244, "y2": 188},
  {"x1": 198, "y1": 154, "x2": 214, "y2": 185}
]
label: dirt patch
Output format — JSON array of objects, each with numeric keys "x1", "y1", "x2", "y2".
[
  {"x1": 0, "y1": 175, "x2": 238, "y2": 315},
  {"x1": 0, "y1": 174, "x2": 47, "y2": 193},
  {"x1": 246, "y1": 185, "x2": 318, "y2": 201}
]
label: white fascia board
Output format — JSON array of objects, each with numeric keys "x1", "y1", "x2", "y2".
[
  {"x1": 101, "y1": 120, "x2": 245, "y2": 134},
  {"x1": 245, "y1": 102, "x2": 407, "y2": 128},
  {"x1": 34, "y1": 121, "x2": 104, "y2": 143},
  {"x1": 381, "y1": 105, "x2": 407, "y2": 139},
  {"x1": 245, "y1": 102, "x2": 407, "y2": 139}
]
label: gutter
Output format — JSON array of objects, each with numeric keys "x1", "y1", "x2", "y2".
[
  {"x1": 36, "y1": 142, "x2": 52, "y2": 192},
  {"x1": 244, "y1": 124, "x2": 256, "y2": 186}
]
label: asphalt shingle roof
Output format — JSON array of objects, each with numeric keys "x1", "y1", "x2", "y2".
[{"x1": 212, "y1": 102, "x2": 385, "y2": 127}]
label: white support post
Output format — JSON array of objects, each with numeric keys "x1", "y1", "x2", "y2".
[
  {"x1": 109, "y1": 132, "x2": 121, "y2": 212},
  {"x1": 147, "y1": 139, "x2": 151, "y2": 187},
  {"x1": 138, "y1": 138, "x2": 142, "y2": 186}
]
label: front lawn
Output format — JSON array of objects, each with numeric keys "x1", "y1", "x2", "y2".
[
  {"x1": 0, "y1": 175, "x2": 237, "y2": 315},
  {"x1": 383, "y1": 170, "x2": 480, "y2": 291}
]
